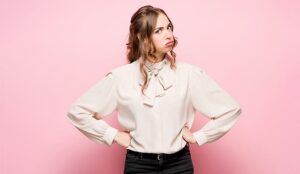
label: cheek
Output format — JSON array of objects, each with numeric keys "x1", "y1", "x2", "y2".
[
  {"x1": 152, "y1": 37, "x2": 164, "y2": 48},
  {"x1": 152, "y1": 36, "x2": 159, "y2": 45}
]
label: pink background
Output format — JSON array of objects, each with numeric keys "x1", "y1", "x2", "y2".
[{"x1": 1, "y1": 0, "x2": 299, "y2": 173}]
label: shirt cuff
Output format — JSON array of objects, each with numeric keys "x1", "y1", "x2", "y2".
[
  {"x1": 193, "y1": 130, "x2": 208, "y2": 146},
  {"x1": 103, "y1": 126, "x2": 119, "y2": 146}
]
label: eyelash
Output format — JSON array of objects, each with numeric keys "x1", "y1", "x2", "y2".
[{"x1": 155, "y1": 25, "x2": 173, "y2": 33}]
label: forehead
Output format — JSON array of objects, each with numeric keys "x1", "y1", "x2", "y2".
[{"x1": 155, "y1": 13, "x2": 170, "y2": 27}]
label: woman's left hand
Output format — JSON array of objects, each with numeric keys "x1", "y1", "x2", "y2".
[{"x1": 182, "y1": 126, "x2": 197, "y2": 144}]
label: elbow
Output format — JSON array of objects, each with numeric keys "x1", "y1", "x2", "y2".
[
  {"x1": 230, "y1": 105, "x2": 242, "y2": 121},
  {"x1": 66, "y1": 104, "x2": 97, "y2": 125},
  {"x1": 235, "y1": 105, "x2": 242, "y2": 117},
  {"x1": 66, "y1": 104, "x2": 79, "y2": 121},
  {"x1": 217, "y1": 106, "x2": 242, "y2": 134},
  {"x1": 66, "y1": 104, "x2": 87, "y2": 121},
  {"x1": 66, "y1": 104, "x2": 88, "y2": 128}
]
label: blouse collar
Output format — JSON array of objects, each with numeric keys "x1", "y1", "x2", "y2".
[{"x1": 137, "y1": 57, "x2": 173, "y2": 107}]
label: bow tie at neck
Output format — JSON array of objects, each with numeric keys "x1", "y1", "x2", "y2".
[{"x1": 138, "y1": 58, "x2": 173, "y2": 107}]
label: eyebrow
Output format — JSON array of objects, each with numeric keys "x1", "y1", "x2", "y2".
[{"x1": 154, "y1": 22, "x2": 172, "y2": 30}]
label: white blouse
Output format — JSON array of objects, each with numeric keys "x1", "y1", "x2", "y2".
[{"x1": 66, "y1": 57, "x2": 242, "y2": 154}]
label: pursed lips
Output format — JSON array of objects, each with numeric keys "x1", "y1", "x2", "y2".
[{"x1": 165, "y1": 41, "x2": 174, "y2": 46}]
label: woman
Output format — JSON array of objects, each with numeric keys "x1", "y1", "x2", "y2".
[{"x1": 66, "y1": 5, "x2": 242, "y2": 174}]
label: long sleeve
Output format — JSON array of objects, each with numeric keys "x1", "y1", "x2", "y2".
[
  {"x1": 188, "y1": 66, "x2": 242, "y2": 146},
  {"x1": 66, "y1": 72, "x2": 119, "y2": 146}
]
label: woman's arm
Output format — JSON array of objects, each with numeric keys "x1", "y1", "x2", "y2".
[
  {"x1": 188, "y1": 66, "x2": 242, "y2": 146},
  {"x1": 66, "y1": 72, "x2": 119, "y2": 146}
]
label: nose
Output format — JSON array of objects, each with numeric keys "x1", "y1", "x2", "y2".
[{"x1": 165, "y1": 30, "x2": 173, "y2": 39}]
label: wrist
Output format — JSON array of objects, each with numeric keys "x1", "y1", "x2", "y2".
[{"x1": 113, "y1": 131, "x2": 120, "y2": 144}]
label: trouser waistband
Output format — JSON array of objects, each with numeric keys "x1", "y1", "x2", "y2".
[{"x1": 126, "y1": 143, "x2": 190, "y2": 160}]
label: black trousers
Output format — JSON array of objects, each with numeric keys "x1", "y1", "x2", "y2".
[{"x1": 124, "y1": 144, "x2": 194, "y2": 174}]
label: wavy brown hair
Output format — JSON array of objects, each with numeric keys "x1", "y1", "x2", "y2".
[{"x1": 126, "y1": 5, "x2": 178, "y2": 95}]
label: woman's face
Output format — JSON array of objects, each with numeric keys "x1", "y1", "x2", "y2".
[{"x1": 151, "y1": 13, "x2": 174, "y2": 60}]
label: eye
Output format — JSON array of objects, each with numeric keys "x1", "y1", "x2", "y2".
[
  {"x1": 167, "y1": 25, "x2": 173, "y2": 30},
  {"x1": 155, "y1": 29, "x2": 162, "y2": 34}
]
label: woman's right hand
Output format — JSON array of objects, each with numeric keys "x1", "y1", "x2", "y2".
[{"x1": 113, "y1": 131, "x2": 131, "y2": 148}]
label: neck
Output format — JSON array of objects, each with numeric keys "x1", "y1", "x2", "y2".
[{"x1": 147, "y1": 53, "x2": 166, "y2": 63}]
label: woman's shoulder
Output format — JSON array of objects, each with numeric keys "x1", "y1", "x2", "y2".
[
  {"x1": 109, "y1": 61, "x2": 138, "y2": 78},
  {"x1": 176, "y1": 60, "x2": 204, "y2": 73}
]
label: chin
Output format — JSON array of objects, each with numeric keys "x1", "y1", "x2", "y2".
[
  {"x1": 162, "y1": 47, "x2": 173, "y2": 52},
  {"x1": 155, "y1": 48, "x2": 172, "y2": 57}
]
